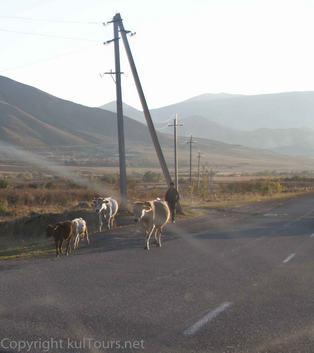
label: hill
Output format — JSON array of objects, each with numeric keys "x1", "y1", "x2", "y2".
[
  {"x1": 101, "y1": 92, "x2": 314, "y2": 156},
  {"x1": 0, "y1": 76, "x2": 171, "y2": 150},
  {"x1": 1, "y1": 76, "x2": 314, "y2": 174}
]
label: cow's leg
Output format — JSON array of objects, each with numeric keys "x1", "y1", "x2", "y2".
[
  {"x1": 153, "y1": 229, "x2": 157, "y2": 244},
  {"x1": 55, "y1": 238, "x2": 59, "y2": 257},
  {"x1": 66, "y1": 238, "x2": 71, "y2": 256},
  {"x1": 157, "y1": 228, "x2": 162, "y2": 247},
  {"x1": 74, "y1": 234, "x2": 80, "y2": 249},
  {"x1": 107, "y1": 218, "x2": 110, "y2": 230},
  {"x1": 85, "y1": 229, "x2": 90, "y2": 245},
  {"x1": 59, "y1": 239, "x2": 64, "y2": 254},
  {"x1": 145, "y1": 226, "x2": 155, "y2": 250},
  {"x1": 98, "y1": 213, "x2": 103, "y2": 232}
]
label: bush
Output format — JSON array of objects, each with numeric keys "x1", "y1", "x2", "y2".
[
  {"x1": 101, "y1": 174, "x2": 118, "y2": 184},
  {"x1": 142, "y1": 171, "x2": 164, "y2": 183},
  {"x1": 45, "y1": 182, "x2": 58, "y2": 190},
  {"x1": 0, "y1": 198, "x2": 8, "y2": 214},
  {"x1": 0, "y1": 177, "x2": 9, "y2": 189}
]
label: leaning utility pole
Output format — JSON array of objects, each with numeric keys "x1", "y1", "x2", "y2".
[
  {"x1": 186, "y1": 135, "x2": 196, "y2": 186},
  {"x1": 116, "y1": 13, "x2": 183, "y2": 213},
  {"x1": 168, "y1": 113, "x2": 183, "y2": 190}
]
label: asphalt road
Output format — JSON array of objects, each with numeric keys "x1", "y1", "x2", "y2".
[{"x1": 2, "y1": 193, "x2": 314, "y2": 353}]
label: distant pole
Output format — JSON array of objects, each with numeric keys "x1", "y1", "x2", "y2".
[
  {"x1": 186, "y1": 135, "x2": 196, "y2": 186},
  {"x1": 113, "y1": 15, "x2": 127, "y2": 205},
  {"x1": 168, "y1": 112, "x2": 183, "y2": 190},
  {"x1": 197, "y1": 151, "x2": 201, "y2": 190}
]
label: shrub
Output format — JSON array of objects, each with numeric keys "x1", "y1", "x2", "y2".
[
  {"x1": 0, "y1": 198, "x2": 8, "y2": 214},
  {"x1": 142, "y1": 171, "x2": 164, "y2": 183},
  {"x1": 0, "y1": 177, "x2": 9, "y2": 189},
  {"x1": 101, "y1": 174, "x2": 118, "y2": 184},
  {"x1": 45, "y1": 182, "x2": 58, "y2": 190}
]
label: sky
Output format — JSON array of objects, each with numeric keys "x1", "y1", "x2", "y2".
[{"x1": 1, "y1": 0, "x2": 314, "y2": 110}]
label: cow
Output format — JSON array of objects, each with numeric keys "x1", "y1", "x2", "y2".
[
  {"x1": 71, "y1": 218, "x2": 90, "y2": 249},
  {"x1": 92, "y1": 197, "x2": 118, "y2": 232},
  {"x1": 46, "y1": 220, "x2": 74, "y2": 257},
  {"x1": 133, "y1": 198, "x2": 170, "y2": 250}
]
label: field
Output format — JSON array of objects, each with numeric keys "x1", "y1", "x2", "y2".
[{"x1": 2, "y1": 143, "x2": 314, "y2": 261}]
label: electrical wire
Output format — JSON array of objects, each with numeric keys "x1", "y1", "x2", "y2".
[
  {"x1": 0, "y1": 43, "x2": 102, "y2": 73},
  {"x1": 0, "y1": 15, "x2": 103, "y2": 25},
  {"x1": 156, "y1": 124, "x2": 171, "y2": 130},
  {"x1": 153, "y1": 113, "x2": 176, "y2": 124},
  {"x1": 0, "y1": 28, "x2": 101, "y2": 42}
]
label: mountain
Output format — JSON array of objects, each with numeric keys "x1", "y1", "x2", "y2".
[
  {"x1": 0, "y1": 76, "x2": 171, "y2": 150},
  {"x1": 102, "y1": 91, "x2": 314, "y2": 130},
  {"x1": 148, "y1": 91, "x2": 314, "y2": 131},
  {"x1": 178, "y1": 116, "x2": 314, "y2": 155},
  {"x1": 101, "y1": 92, "x2": 314, "y2": 156},
  {"x1": 2, "y1": 75, "x2": 314, "y2": 174}
]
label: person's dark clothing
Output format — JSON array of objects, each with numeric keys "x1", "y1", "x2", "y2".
[{"x1": 165, "y1": 187, "x2": 180, "y2": 222}]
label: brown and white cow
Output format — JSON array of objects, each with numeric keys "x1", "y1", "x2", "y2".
[
  {"x1": 133, "y1": 198, "x2": 170, "y2": 250},
  {"x1": 46, "y1": 220, "x2": 74, "y2": 257},
  {"x1": 71, "y1": 218, "x2": 90, "y2": 249}
]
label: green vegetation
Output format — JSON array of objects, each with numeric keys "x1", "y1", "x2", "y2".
[
  {"x1": 0, "y1": 177, "x2": 9, "y2": 189},
  {"x1": 142, "y1": 171, "x2": 164, "y2": 183}
]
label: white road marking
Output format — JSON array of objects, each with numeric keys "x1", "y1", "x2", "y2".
[
  {"x1": 310, "y1": 234, "x2": 314, "y2": 238},
  {"x1": 264, "y1": 213, "x2": 287, "y2": 217},
  {"x1": 183, "y1": 302, "x2": 233, "y2": 336},
  {"x1": 283, "y1": 253, "x2": 295, "y2": 263}
]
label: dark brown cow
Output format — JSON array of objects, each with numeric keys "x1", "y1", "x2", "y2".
[{"x1": 46, "y1": 221, "x2": 74, "y2": 257}]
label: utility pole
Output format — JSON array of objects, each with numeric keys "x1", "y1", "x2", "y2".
[
  {"x1": 113, "y1": 14, "x2": 127, "y2": 205},
  {"x1": 186, "y1": 135, "x2": 196, "y2": 186},
  {"x1": 196, "y1": 150, "x2": 204, "y2": 191},
  {"x1": 115, "y1": 13, "x2": 183, "y2": 213},
  {"x1": 168, "y1": 113, "x2": 183, "y2": 190}
]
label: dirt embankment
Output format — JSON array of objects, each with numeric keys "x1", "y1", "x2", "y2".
[{"x1": 0, "y1": 208, "x2": 133, "y2": 241}]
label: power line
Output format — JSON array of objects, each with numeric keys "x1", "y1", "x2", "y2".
[
  {"x1": 0, "y1": 28, "x2": 101, "y2": 42},
  {"x1": 153, "y1": 113, "x2": 176, "y2": 124},
  {"x1": 0, "y1": 43, "x2": 102, "y2": 73},
  {"x1": 0, "y1": 15, "x2": 103, "y2": 25}
]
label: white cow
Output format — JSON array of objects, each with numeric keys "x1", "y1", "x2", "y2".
[
  {"x1": 133, "y1": 198, "x2": 170, "y2": 250},
  {"x1": 93, "y1": 197, "x2": 118, "y2": 232},
  {"x1": 71, "y1": 218, "x2": 90, "y2": 249}
]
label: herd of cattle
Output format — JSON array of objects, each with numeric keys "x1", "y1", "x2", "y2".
[{"x1": 46, "y1": 196, "x2": 171, "y2": 257}]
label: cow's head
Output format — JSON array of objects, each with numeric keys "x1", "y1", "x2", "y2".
[
  {"x1": 93, "y1": 198, "x2": 109, "y2": 214},
  {"x1": 133, "y1": 201, "x2": 152, "y2": 222},
  {"x1": 46, "y1": 224, "x2": 55, "y2": 238}
]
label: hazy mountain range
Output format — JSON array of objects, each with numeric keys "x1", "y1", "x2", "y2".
[
  {"x1": 1, "y1": 75, "x2": 314, "y2": 174},
  {"x1": 101, "y1": 92, "x2": 314, "y2": 156}
]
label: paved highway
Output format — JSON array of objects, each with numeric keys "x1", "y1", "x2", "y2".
[{"x1": 2, "y1": 194, "x2": 314, "y2": 352}]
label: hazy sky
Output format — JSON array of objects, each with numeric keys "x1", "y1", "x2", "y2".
[{"x1": 0, "y1": 0, "x2": 313, "y2": 110}]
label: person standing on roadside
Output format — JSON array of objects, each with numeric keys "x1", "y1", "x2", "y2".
[{"x1": 165, "y1": 182, "x2": 180, "y2": 223}]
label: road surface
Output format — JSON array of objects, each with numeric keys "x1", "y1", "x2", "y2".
[{"x1": 2, "y1": 193, "x2": 314, "y2": 352}]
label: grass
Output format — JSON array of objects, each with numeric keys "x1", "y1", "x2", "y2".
[{"x1": 0, "y1": 242, "x2": 55, "y2": 260}]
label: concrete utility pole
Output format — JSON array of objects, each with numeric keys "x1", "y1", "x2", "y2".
[
  {"x1": 168, "y1": 113, "x2": 183, "y2": 190},
  {"x1": 186, "y1": 135, "x2": 196, "y2": 186},
  {"x1": 116, "y1": 13, "x2": 183, "y2": 213},
  {"x1": 196, "y1": 150, "x2": 204, "y2": 191},
  {"x1": 113, "y1": 15, "x2": 127, "y2": 205}
]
